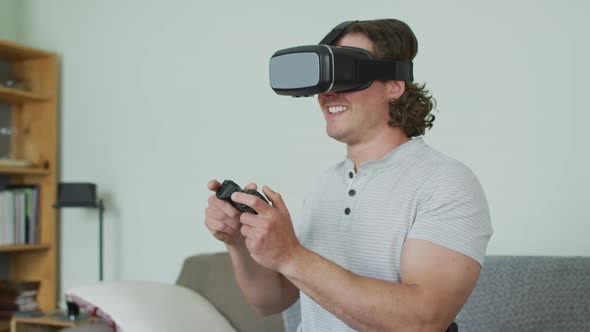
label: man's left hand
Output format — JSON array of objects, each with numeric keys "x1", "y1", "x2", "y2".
[{"x1": 231, "y1": 185, "x2": 301, "y2": 273}]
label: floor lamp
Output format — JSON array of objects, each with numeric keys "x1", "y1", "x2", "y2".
[{"x1": 54, "y1": 183, "x2": 105, "y2": 281}]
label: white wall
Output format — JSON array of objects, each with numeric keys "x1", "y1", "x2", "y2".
[
  {"x1": 0, "y1": 0, "x2": 19, "y2": 41},
  {"x1": 15, "y1": 0, "x2": 590, "y2": 306}
]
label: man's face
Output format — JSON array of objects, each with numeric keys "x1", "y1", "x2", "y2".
[{"x1": 317, "y1": 33, "x2": 394, "y2": 145}]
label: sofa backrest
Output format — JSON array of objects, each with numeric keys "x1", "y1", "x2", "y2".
[
  {"x1": 457, "y1": 255, "x2": 590, "y2": 331},
  {"x1": 175, "y1": 253, "x2": 284, "y2": 332},
  {"x1": 177, "y1": 253, "x2": 590, "y2": 332}
]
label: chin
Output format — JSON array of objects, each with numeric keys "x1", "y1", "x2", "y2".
[{"x1": 326, "y1": 130, "x2": 350, "y2": 144}]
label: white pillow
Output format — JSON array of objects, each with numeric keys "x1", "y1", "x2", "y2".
[{"x1": 66, "y1": 281, "x2": 237, "y2": 332}]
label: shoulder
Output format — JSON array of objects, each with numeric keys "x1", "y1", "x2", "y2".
[
  {"x1": 407, "y1": 143, "x2": 493, "y2": 266},
  {"x1": 417, "y1": 142, "x2": 481, "y2": 186},
  {"x1": 408, "y1": 142, "x2": 486, "y2": 203}
]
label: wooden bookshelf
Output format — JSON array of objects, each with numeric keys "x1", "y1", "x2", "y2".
[{"x1": 0, "y1": 39, "x2": 58, "y2": 315}]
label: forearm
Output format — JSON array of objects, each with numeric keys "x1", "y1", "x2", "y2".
[
  {"x1": 281, "y1": 246, "x2": 448, "y2": 331},
  {"x1": 227, "y1": 238, "x2": 299, "y2": 315}
]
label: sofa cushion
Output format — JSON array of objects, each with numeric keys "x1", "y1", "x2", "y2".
[
  {"x1": 176, "y1": 253, "x2": 284, "y2": 332},
  {"x1": 457, "y1": 256, "x2": 590, "y2": 331},
  {"x1": 66, "y1": 280, "x2": 236, "y2": 332}
]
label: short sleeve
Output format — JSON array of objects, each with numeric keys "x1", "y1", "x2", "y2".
[{"x1": 407, "y1": 161, "x2": 493, "y2": 266}]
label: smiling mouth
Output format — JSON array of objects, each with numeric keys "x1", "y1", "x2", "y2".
[{"x1": 327, "y1": 106, "x2": 348, "y2": 114}]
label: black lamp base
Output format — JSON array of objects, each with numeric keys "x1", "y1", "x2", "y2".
[{"x1": 54, "y1": 182, "x2": 105, "y2": 281}]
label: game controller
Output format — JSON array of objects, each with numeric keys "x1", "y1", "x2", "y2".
[{"x1": 216, "y1": 180, "x2": 269, "y2": 214}]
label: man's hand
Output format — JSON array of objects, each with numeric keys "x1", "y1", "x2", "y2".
[
  {"x1": 204, "y1": 179, "x2": 257, "y2": 245},
  {"x1": 232, "y1": 185, "x2": 301, "y2": 272}
]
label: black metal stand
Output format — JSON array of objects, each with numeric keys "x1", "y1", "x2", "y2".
[
  {"x1": 54, "y1": 182, "x2": 106, "y2": 282},
  {"x1": 98, "y1": 199, "x2": 104, "y2": 281}
]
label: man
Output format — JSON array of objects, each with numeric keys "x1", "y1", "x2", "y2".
[{"x1": 205, "y1": 19, "x2": 492, "y2": 331}]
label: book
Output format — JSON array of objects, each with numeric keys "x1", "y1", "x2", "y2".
[
  {"x1": 0, "y1": 289, "x2": 37, "y2": 299},
  {"x1": 0, "y1": 280, "x2": 41, "y2": 320},
  {"x1": 0, "y1": 184, "x2": 40, "y2": 245},
  {"x1": 0, "y1": 280, "x2": 40, "y2": 294},
  {"x1": 0, "y1": 290, "x2": 38, "y2": 306},
  {"x1": 0, "y1": 301, "x2": 38, "y2": 312},
  {"x1": 0, "y1": 191, "x2": 14, "y2": 246}
]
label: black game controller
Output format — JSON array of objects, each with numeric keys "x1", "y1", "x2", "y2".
[{"x1": 216, "y1": 180, "x2": 269, "y2": 214}]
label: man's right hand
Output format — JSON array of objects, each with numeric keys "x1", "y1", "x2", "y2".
[
  {"x1": 205, "y1": 180, "x2": 300, "y2": 316},
  {"x1": 205, "y1": 179, "x2": 258, "y2": 245}
]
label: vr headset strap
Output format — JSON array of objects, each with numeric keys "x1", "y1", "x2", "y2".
[
  {"x1": 319, "y1": 20, "x2": 358, "y2": 45},
  {"x1": 357, "y1": 60, "x2": 414, "y2": 81}
]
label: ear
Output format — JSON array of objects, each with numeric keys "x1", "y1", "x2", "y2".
[{"x1": 386, "y1": 80, "x2": 405, "y2": 100}]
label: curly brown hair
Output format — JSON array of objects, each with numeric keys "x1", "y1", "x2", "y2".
[{"x1": 344, "y1": 19, "x2": 436, "y2": 137}]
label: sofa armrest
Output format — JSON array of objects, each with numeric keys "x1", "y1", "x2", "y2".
[{"x1": 176, "y1": 252, "x2": 285, "y2": 332}]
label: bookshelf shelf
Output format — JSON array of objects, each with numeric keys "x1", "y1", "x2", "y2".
[
  {"x1": 0, "y1": 86, "x2": 48, "y2": 104},
  {"x1": 0, "y1": 244, "x2": 50, "y2": 253},
  {"x1": 0, "y1": 165, "x2": 51, "y2": 176}
]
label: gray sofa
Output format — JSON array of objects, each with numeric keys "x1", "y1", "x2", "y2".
[
  {"x1": 457, "y1": 256, "x2": 590, "y2": 331},
  {"x1": 62, "y1": 253, "x2": 590, "y2": 332}
]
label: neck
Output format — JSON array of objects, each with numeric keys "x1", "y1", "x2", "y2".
[{"x1": 346, "y1": 128, "x2": 410, "y2": 171}]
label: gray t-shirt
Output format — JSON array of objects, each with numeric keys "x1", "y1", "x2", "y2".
[{"x1": 293, "y1": 137, "x2": 493, "y2": 332}]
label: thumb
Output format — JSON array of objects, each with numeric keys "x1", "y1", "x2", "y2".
[
  {"x1": 208, "y1": 179, "x2": 221, "y2": 192},
  {"x1": 262, "y1": 185, "x2": 286, "y2": 211}
]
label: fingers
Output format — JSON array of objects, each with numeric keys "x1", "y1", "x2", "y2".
[
  {"x1": 262, "y1": 185, "x2": 286, "y2": 211},
  {"x1": 205, "y1": 215, "x2": 238, "y2": 238},
  {"x1": 209, "y1": 194, "x2": 241, "y2": 220},
  {"x1": 208, "y1": 179, "x2": 221, "y2": 192},
  {"x1": 205, "y1": 209, "x2": 238, "y2": 233},
  {"x1": 211, "y1": 229, "x2": 232, "y2": 243},
  {"x1": 231, "y1": 192, "x2": 270, "y2": 215},
  {"x1": 230, "y1": 184, "x2": 284, "y2": 215},
  {"x1": 205, "y1": 187, "x2": 242, "y2": 244},
  {"x1": 239, "y1": 211, "x2": 261, "y2": 228},
  {"x1": 240, "y1": 223, "x2": 260, "y2": 254},
  {"x1": 205, "y1": 205, "x2": 240, "y2": 230},
  {"x1": 210, "y1": 180, "x2": 257, "y2": 192},
  {"x1": 244, "y1": 182, "x2": 258, "y2": 191},
  {"x1": 240, "y1": 224, "x2": 256, "y2": 238}
]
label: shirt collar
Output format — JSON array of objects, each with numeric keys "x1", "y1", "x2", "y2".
[{"x1": 342, "y1": 137, "x2": 425, "y2": 178}]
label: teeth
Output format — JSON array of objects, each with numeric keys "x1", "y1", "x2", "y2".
[{"x1": 328, "y1": 106, "x2": 348, "y2": 114}]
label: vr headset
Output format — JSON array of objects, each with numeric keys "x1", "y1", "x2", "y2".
[{"x1": 269, "y1": 21, "x2": 414, "y2": 97}]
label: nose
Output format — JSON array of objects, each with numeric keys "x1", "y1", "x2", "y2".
[
  {"x1": 318, "y1": 91, "x2": 339, "y2": 102},
  {"x1": 321, "y1": 91, "x2": 338, "y2": 98}
]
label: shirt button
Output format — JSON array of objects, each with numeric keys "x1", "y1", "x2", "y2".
[
  {"x1": 348, "y1": 189, "x2": 356, "y2": 197},
  {"x1": 348, "y1": 171, "x2": 354, "y2": 179},
  {"x1": 344, "y1": 207, "x2": 351, "y2": 215}
]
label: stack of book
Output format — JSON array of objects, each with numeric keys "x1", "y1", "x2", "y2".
[
  {"x1": 0, "y1": 184, "x2": 40, "y2": 246},
  {"x1": 0, "y1": 280, "x2": 41, "y2": 324}
]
